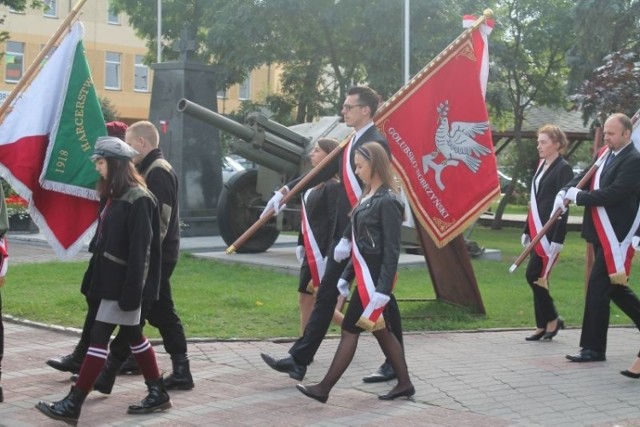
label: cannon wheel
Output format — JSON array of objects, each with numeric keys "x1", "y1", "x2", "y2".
[{"x1": 217, "y1": 168, "x2": 280, "y2": 253}]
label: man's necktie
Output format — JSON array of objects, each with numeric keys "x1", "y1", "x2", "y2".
[{"x1": 604, "y1": 152, "x2": 616, "y2": 169}]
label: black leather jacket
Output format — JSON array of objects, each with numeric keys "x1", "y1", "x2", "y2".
[{"x1": 341, "y1": 185, "x2": 403, "y2": 295}]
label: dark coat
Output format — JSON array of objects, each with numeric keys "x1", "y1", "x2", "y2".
[
  {"x1": 565, "y1": 143, "x2": 640, "y2": 243},
  {"x1": 288, "y1": 123, "x2": 390, "y2": 239},
  {"x1": 82, "y1": 185, "x2": 160, "y2": 311},
  {"x1": 138, "y1": 148, "x2": 180, "y2": 264},
  {"x1": 523, "y1": 156, "x2": 574, "y2": 244},
  {"x1": 297, "y1": 178, "x2": 340, "y2": 257},
  {"x1": 340, "y1": 185, "x2": 404, "y2": 296}
]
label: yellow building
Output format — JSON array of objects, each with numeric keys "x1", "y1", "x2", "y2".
[{"x1": 0, "y1": 0, "x2": 281, "y2": 123}]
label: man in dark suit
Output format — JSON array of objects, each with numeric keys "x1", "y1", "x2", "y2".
[
  {"x1": 260, "y1": 86, "x2": 404, "y2": 383},
  {"x1": 557, "y1": 113, "x2": 640, "y2": 363}
]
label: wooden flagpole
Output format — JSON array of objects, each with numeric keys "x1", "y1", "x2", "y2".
[
  {"x1": 226, "y1": 8, "x2": 494, "y2": 254},
  {"x1": 0, "y1": 0, "x2": 89, "y2": 123},
  {"x1": 509, "y1": 107, "x2": 640, "y2": 273}
]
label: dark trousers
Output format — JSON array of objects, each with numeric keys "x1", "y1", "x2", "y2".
[
  {"x1": 525, "y1": 251, "x2": 558, "y2": 328},
  {"x1": 78, "y1": 296, "x2": 101, "y2": 351},
  {"x1": 110, "y1": 262, "x2": 187, "y2": 360},
  {"x1": 289, "y1": 239, "x2": 403, "y2": 366},
  {"x1": 580, "y1": 245, "x2": 611, "y2": 353}
]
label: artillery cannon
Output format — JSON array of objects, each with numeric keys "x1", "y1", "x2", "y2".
[{"x1": 177, "y1": 98, "x2": 352, "y2": 253}]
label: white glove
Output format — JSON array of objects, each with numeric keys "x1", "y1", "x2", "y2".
[
  {"x1": 370, "y1": 292, "x2": 391, "y2": 310},
  {"x1": 549, "y1": 242, "x2": 563, "y2": 257},
  {"x1": 333, "y1": 238, "x2": 352, "y2": 262},
  {"x1": 565, "y1": 187, "x2": 580, "y2": 203},
  {"x1": 337, "y1": 278, "x2": 350, "y2": 298},
  {"x1": 260, "y1": 187, "x2": 288, "y2": 218},
  {"x1": 553, "y1": 190, "x2": 567, "y2": 214},
  {"x1": 295, "y1": 245, "x2": 305, "y2": 264},
  {"x1": 633, "y1": 236, "x2": 640, "y2": 251},
  {"x1": 521, "y1": 234, "x2": 530, "y2": 248}
]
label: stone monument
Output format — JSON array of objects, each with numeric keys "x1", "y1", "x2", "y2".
[{"x1": 148, "y1": 26, "x2": 222, "y2": 236}]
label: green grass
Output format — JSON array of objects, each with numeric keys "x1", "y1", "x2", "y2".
[{"x1": 3, "y1": 225, "x2": 637, "y2": 339}]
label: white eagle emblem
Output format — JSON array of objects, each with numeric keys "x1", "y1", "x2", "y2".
[{"x1": 422, "y1": 100, "x2": 491, "y2": 190}]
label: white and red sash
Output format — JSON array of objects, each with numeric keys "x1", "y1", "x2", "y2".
[
  {"x1": 351, "y1": 228, "x2": 387, "y2": 332},
  {"x1": 590, "y1": 149, "x2": 640, "y2": 284},
  {"x1": 342, "y1": 137, "x2": 362, "y2": 207},
  {"x1": 527, "y1": 160, "x2": 559, "y2": 288},
  {"x1": 300, "y1": 188, "x2": 326, "y2": 293}
]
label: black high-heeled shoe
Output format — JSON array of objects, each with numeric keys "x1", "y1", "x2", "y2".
[
  {"x1": 620, "y1": 370, "x2": 640, "y2": 379},
  {"x1": 525, "y1": 330, "x2": 546, "y2": 341},
  {"x1": 542, "y1": 317, "x2": 565, "y2": 340}
]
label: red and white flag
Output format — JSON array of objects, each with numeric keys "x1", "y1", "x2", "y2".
[
  {"x1": 376, "y1": 15, "x2": 499, "y2": 247},
  {"x1": 0, "y1": 22, "x2": 101, "y2": 258}
]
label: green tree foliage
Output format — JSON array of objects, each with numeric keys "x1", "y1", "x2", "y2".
[
  {"x1": 567, "y1": 0, "x2": 640, "y2": 94},
  {"x1": 99, "y1": 96, "x2": 119, "y2": 123},
  {"x1": 111, "y1": 0, "x2": 474, "y2": 122},
  {"x1": 487, "y1": 0, "x2": 575, "y2": 228},
  {"x1": 568, "y1": 0, "x2": 640, "y2": 124}
]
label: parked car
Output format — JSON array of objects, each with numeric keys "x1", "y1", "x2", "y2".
[{"x1": 222, "y1": 156, "x2": 246, "y2": 183}]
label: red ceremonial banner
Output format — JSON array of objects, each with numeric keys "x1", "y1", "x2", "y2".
[{"x1": 376, "y1": 35, "x2": 500, "y2": 247}]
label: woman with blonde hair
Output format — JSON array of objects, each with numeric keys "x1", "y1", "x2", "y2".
[
  {"x1": 296, "y1": 141, "x2": 414, "y2": 403},
  {"x1": 521, "y1": 124, "x2": 574, "y2": 341}
]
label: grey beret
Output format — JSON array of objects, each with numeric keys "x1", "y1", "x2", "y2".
[{"x1": 91, "y1": 136, "x2": 139, "y2": 161}]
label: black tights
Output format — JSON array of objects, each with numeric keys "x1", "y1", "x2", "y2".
[
  {"x1": 308, "y1": 327, "x2": 412, "y2": 396},
  {"x1": 90, "y1": 321, "x2": 144, "y2": 347}
]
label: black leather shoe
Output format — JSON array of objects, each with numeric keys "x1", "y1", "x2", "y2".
[
  {"x1": 260, "y1": 353, "x2": 306, "y2": 381},
  {"x1": 620, "y1": 370, "x2": 640, "y2": 379},
  {"x1": 565, "y1": 349, "x2": 606, "y2": 362},
  {"x1": 296, "y1": 384, "x2": 328, "y2": 404},
  {"x1": 46, "y1": 352, "x2": 84, "y2": 374},
  {"x1": 362, "y1": 362, "x2": 396, "y2": 383},
  {"x1": 525, "y1": 330, "x2": 546, "y2": 341},
  {"x1": 378, "y1": 385, "x2": 415, "y2": 400}
]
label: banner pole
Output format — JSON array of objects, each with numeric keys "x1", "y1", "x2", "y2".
[
  {"x1": 378, "y1": 8, "x2": 493, "y2": 118},
  {"x1": 0, "y1": 0, "x2": 89, "y2": 123}
]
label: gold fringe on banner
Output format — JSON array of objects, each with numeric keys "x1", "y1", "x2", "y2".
[{"x1": 356, "y1": 316, "x2": 386, "y2": 333}]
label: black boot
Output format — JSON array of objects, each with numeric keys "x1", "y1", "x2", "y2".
[
  {"x1": 164, "y1": 354, "x2": 194, "y2": 390},
  {"x1": 46, "y1": 344, "x2": 86, "y2": 374},
  {"x1": 118, "y1": 354, "x2": 141, "y2": 375},
  {"x1": 127, "y1": 377, "x2": 172, "y2": 414},
  {"x1": 93, "y1": 354, "x2": 125, "y2": 395},
  {"x1": 35, "y1": 385, "x2": 88, "y2": 425}
]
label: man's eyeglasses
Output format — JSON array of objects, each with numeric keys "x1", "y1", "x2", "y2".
[{"x1": 342, "y1": 104, "x2": 365, "y2": 111}]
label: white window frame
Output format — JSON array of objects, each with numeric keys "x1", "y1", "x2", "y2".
[
  {"x1": 107, "y1": 5, "x2": 120, "y2": 25},
  {"x1": 134, "y1": 54, "x2": 149, "y2": 92},
  {"x1": 5, "y1": 41, "x2": 24, "y2": 83},
  {"x1": 105, "y1": 51, "x2": 121, "y2": 90},
  {"x1": 238, "y1": 76, "x2": 251, "y2": 100},
  {"x1": 43, "y1": 0, "x2": 58, "y2": 18},
  {"x1": 217, "y1": 89, "x2": 228, "y2": 99}
]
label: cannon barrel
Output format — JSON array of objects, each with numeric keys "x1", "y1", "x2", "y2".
[{"x1": 177, "y1": 98, "x2": 307, "y2": 169}]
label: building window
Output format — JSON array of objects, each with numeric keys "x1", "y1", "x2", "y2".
[
  {"x1": 239, "y1": 76, "x2": 251, "y2": 100},
  {"x1": 5, "y1": 41, "x2": 24, "y2": 83},
  {"x1": 105, "y1": 51, "x2": 121, "y2": 90},
  {"x1": 134, "y1": 54, "x2": 148, "y2": 92},
  {"x1": 107, "y1": 5, "x2": 120, "y2": 24},
  {"x1": 217, "y1": 89, "x2": 228, "y2": 99},
  {"x1": 44, "y1": 0, "x2": 57, "y2": 18}
]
